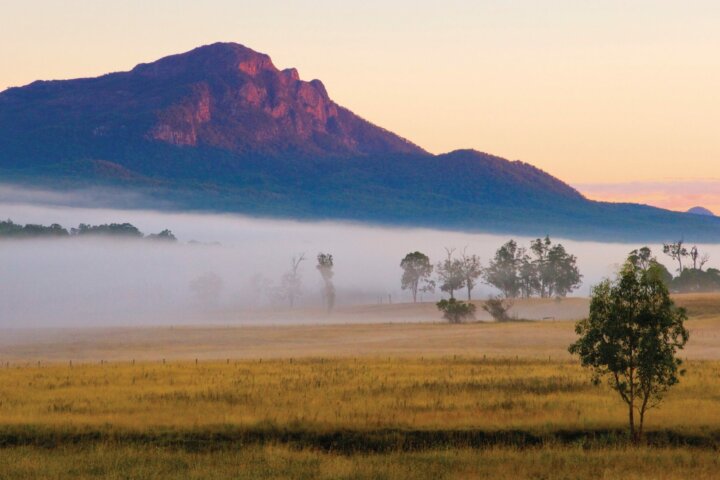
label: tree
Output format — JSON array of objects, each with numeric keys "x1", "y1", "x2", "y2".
[
  {"x1": 0, "y1": 220, "x2": 69, "y2": 237},
  {"x1": 628, "y1": 247, "x2": 653, "y2": 271},
  {"x1": 671, "y1": 267, "x2": 720, "y2": 293},
  {"x1": 663, "y1": 241, "x2": 688, "y2": 274},
  {"x1": 546, "y1": 243, "x2": 582, "y2": 298},
  {"x1": 436, "y1": 248, "x2": 465, "y2": 299},
  {"x1": 517, "y1": 252, "x2": 539, "y2": 299},
  {"x1": 460, "y1": 249, "x2": 483, "y2": 300},
  {"x1": 688, "y1": 246, "x2": 710, "y2": 271},
  {"x1": 629, "y1": 247, "x2": 672, "y2": 286},
  {"x1": 400, "y1": 252, "x2": 435, "y2": 302},
  {"x1": 484, "y1": 240, "x2": 522, "y2": 298},
  {"x1": 528, "y1": 236, "x2": 581, "y2": 298},
  {"x1": 147, "y1": 229, "x2": 177, "y2": 242},
  {"x1": 530, "y1": 236, "x2": 552, "y2": 297},
  {"x1": 278, "y1": 254, "x2": 305, "y2": 308},
  {"x1": 690, "y1": 246, "x2": 699, "y2": 270},
  {"x1": 700, "y1": 252, "x2": 711, "y2": 271},
  {"x1": 436, "y1": 298, "x2": 476, "y2": 324},
  {"x1": 482, "y1": 295, "x2": 513, "y2": 322},
  {"x1": 72, "y1": 222, "x2": 143, "y2": 237},
  {"x1": 316, "y1": 253, "x2": 335, "y2": 313},
  {"x1": 569, "y1": 258, "x2": 689, "y2": 443}
]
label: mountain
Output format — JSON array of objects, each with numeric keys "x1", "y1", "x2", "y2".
[
  {"x1": 687, "y1": 206, "x2": 715, "y2": 217},
  {"x1": 0, "y1": 43, "x2": 424, "y2": 162},
  {"x1": 2, "y1": 42, "x2": 720, "y2": 242}
]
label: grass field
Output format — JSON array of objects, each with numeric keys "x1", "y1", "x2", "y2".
[
  {"x1": 2, "y1": 445, "x2": 720, "y2": 480},
  {"x1": 1, "y1": 294, "x2": 719, "y2": 478}
]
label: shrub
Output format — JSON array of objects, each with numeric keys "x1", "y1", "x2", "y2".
[
  {"x1": 482, "y1": 295, "x2": 513, "y2": 322},
  {"x1": 436, "y1": 298, "x2": 476, "y2": 324}
]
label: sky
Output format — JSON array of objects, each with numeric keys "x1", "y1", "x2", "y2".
[{"x1": 1, "y1": 1, "x2": 720, "y2": 211}]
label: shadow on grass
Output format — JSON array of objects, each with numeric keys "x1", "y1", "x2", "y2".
[{"x1": 0, "y1": 426, "x2": 718, "y2": 453}]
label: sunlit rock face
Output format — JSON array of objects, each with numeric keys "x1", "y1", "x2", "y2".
[
  {"x1": 132, "y1": 42, "x2": 426, "y2": 155},
  {"x1": 0, "y1": 42, "x2": 425, "y2": 158}
]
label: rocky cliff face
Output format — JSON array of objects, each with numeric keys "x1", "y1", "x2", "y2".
[{"x1": 0, "y1": 42, "x2": 424, "y2": 158}]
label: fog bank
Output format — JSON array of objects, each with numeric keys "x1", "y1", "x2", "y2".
[{"x1": 1, "y1": 202, "x2": 716, "y2": 328}]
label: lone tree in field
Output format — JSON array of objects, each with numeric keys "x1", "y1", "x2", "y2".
[
  {"x1": 436, "y1": 248, "x2": 466, "y2": 299},
  {"x1": 400, "y1": 251, "x2": 435, "y2": 302},
  {"x1": 436, "y1": 298, "x2": 476, "y2": 324},
  {"x1": 569, "y1": 257, "x2": 689, "y2": 443},
  {"x1": 316, "y1": 252, "x2": 335, "y2": 312}
]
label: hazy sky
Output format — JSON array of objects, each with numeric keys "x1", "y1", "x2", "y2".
[{"x1": 2, "y1": 1, "x2": 720, "y2": 190}]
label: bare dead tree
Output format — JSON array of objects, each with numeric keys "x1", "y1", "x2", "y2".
[
  {"x1": 663, "y1": 241, "x2": 688, "y2": 273},
  {"x1": 279, "y1": 253, "x2": 306, "y2": 308},
  {"x1": 700, "y1": 252, "x2": 711, "y2": 271}
]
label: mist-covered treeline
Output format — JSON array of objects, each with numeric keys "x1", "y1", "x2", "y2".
[
  {"x1": 0, "y1": 219, "x2": 176, "y2": 240},
  {"x1": 1, "y1": 201, "x2": 719, "y2": 328},
  {"x1": 634, "y1": 242, "x2": 720, "y2": 293},
  {"x1": 400, "y1": 237, "x2": 583, "y2": 302}
]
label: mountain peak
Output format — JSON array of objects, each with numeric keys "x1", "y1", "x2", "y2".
[
  {"x1": 0, "y1": 42, "x2": 426, "y2": 157},
  {"x1": 687, "y1": 206, "x2": 715, "y2": 216},
  {"x1": 131, "y1": 43, "x2": 426, "y2": 155},
  {"x1": 131, "y1": 42, "x2": 276, "y2": 78}
]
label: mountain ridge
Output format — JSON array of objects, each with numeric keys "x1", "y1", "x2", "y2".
[{"x1": 2, "y1": 42, "x2": 720, "y2": 242}]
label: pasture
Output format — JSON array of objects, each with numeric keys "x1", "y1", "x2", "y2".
[{"x1": 0, "y1": 294, "x2": 719, "y2": 478}]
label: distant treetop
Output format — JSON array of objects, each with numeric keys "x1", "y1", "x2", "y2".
[{"x1": 0, "y1": 219, "x2": 176, "y2": 241}]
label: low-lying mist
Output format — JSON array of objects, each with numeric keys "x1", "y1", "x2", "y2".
[{"x1": 1, "y1": 200, "x2": 717, "y2": 329}]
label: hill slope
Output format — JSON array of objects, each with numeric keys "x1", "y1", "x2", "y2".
[{"x1": 1, "y1": 43, "x2": 720, "y2": 241}]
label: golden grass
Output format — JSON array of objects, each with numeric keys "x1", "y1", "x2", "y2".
[
  {"x1": 0, "y1": 358, "x2": 718, "y2": 433},
  {"x1": 1, "y1": 295, "x2": 720, "y2": 478},
  {"x1": 0, "y1": 444, "x2": 717, "y2": 480}
]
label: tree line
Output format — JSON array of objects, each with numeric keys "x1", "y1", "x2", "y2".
[
  {"x1": 0, "y1": 219, "x2": 176, "y2": 241},
  {"x1": 655, "y1": 241, "x2": 720, "y2": 293},
  {"x1": 400, "y1": 236, "x2": 583, "y2": 302}
]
